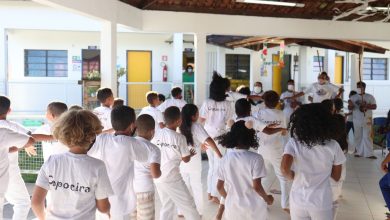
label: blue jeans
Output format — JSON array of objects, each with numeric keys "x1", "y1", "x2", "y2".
[{"x1": 380, "y1": 172, "x2": 390, "y2": 211}]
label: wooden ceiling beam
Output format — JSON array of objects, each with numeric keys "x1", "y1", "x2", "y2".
[{"x1": 139, "y1": 0, "x2": 159, "y2": 9}]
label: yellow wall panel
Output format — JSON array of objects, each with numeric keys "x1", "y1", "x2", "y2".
[
  {"x1": 127, "y1": 51, "x2": 151, "y2": 109},
  {"x1": 334, "y1": 56, "x2": 343, "y2": 84}
]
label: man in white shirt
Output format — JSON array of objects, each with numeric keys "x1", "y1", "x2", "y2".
[
  {"x1": 152, "y1": 106, "x2": 199, "y2": 220},
  {"x1": 88, "y1": 106, "x2": 150, "y2": 219},
  {"x1": 158, "y1": 87, "x2": 187, "y2": 112},
  {"x1": 280, "y1": 79, "x2": 303, "y2": 122},
  {"x1": 93, "y1": 88, "x2": 115, "y2": 132},
  {"x1": 348, "y1": 81, "x2": 377, "y2": 159},
  {"x1": 289, "y1": 72, "x2": 343, "y2": 103},
  {"x1": 139, "y1": 91, "x2": 165, "y2": 130}
]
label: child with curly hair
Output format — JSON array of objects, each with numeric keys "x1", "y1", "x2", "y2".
[
  {"x1": 216, "y1": 120, "x2": 274, "y2": 220},
  {"x1": 281, "y1": 103, "x2": 346, "y2": 220}
]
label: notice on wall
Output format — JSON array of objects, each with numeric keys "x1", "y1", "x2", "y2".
[{"x1": 72, "y1": 56, "x2": 82, "y2": 71}]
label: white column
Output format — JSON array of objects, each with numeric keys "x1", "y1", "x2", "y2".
[
  {"x1": 194, "y1": 33, "x2": 207, "y2": 106},
  {"x1": 0, "y1": 27, "x2": 6, "y2": 95},
  {"x1": 298, "y1": 46, "x2": 310, "y2": 90},
  {"x1": 325, "y1": 49, "x2": 336, "y2": 81},
  {"x1": 216, "y1": 47, "x2": 226, "y2": 76},
  {"x1": 350, "y1": 54, "x2": 360, "y2": 90},
  {"x1": 100, "y1": 21, "x2": 117, "y2": 96},
  {"x1": 172, "y1": 33, "x2": 184, "y2": 86},
  {"x1": 250, "y1": 51, "x2": 262, "y2": 90}
]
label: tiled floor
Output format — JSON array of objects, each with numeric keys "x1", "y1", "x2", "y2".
[{"x1": 4, "y1": 150, "x2": 389, "y2": 220}]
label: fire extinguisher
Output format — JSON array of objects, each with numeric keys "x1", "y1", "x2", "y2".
[{"x1": 162, "y1": 64, "x2": 168, "y2": 82}]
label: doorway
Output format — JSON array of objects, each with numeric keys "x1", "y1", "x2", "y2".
[{"x1": 272, "y1": 54, "x2": 292, "y2": 94}]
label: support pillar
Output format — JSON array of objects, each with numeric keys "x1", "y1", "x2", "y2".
[
  {"x1": 100, "y1": 21, "x2": 117, "y2": 96},
  {"x1": 250, "y1": 51, "x2": 262, "y2": 90},
  {"x1": 194, "y1": 33, "x2": 207, "y2": 106},
  {"x1": 0, "y1": 27, "x2": 7, "y2": 95},
  {"x1": 325, "y1": 49, "x2": 336, "y2": 82},
  {"x1": 172, "y1": 33, "x2": 184, "y2": 86},
  {"x1": 298, "y1": 46, "x2": 312, "y2": 90},
  {"x1": 350, "y1": 54, "x2": 360, "y2": 90},
  {"x1": 216, "y1": 47, "x2": 226, "y2": 76}
]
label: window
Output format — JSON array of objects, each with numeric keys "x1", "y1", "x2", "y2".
[
  {"x1": 363, "y1": 58, "x2": 387, "y2": 80},
  {"x1": 25, "y1": 50, "x2": 68, "y2": 77},
  {"x1": 225, "y1": 54, "x2": 250, "y2": 80},
  {"x1": 313, "y1": 56, "x2": 324, "y2": 75}
]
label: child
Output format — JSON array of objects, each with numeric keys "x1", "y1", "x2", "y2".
[
  {"x1": 345, "y1": 91, "x2": 357, "y2": 138},
  {"x1": 215, "y1": 120, "x2": 274, "y2": 220},
  {"x1": 133, "y1": 114, "x2": 161, "y2": 220},
  {"x1": 281, "y1": 103, "x2": 346, "y2": 220},
  {"x1": 0, "y1": 96, "x2": 38, "y2": 220},
  {"x1": 93, "y1": 88, "x2": 114, "y2": 132},
  {"x1": 199, "y1": 73, "x2": 234, "y2": 203},
  {"x1": 31, "y1": 110, "x2": 113, "y2": 220},
  {"x1": 158, "y1": 94, "x2": 166, "y2": 105},
  {"x1": 179, "y1": 104, "x2": 223, "y2": 216},
  {"x1": 158, "y1": 87, "x2": 187, "y2": 112},
  {"x1": 69, "y1": 105, "x2": 83, "y2": 111},
  {"x1": 112, "y1": 98, "x2": 124, "y2": 109},
  {"x1": 255, "y1": 91, "x2": 290, "y2": 213},
  {"x1": 33, "y1": 102, "x2": 68, "y2": 162},
  {"x1": 280, "y1": 79, "x2": 302, "y2": 122},
  {"x1": 88, "y1": 106, "x2": 150, "y2": 219},
  {"x1": 152, "y1": 106, "x2": 199, "y2": 220},
  {"x1": 139, "y1": 91, "x2": 165, "y2": 130},
  {"x1": 380, "y1": 152, "x2": 390, "y2": 220}
]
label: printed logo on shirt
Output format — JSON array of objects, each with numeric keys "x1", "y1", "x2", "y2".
[
  {"x1": 207, "y1": 106, "x2": 227, "y2": 112},
  {"x1": 316, "y1": 88, "x2": 327, "y2": 96},
  {"x1": 263, "y1": 120, "x2": 282, "y2": 125},
  {"x1": 49, "y1": 175, "x2": 91, "y2": 193},
  {"x1": 155, "y1": 140, "x2": 179, "y2": 150}
]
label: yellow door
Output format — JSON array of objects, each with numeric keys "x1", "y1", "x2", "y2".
[
  {"x1": 334, "y1": 56, "x2": 343, "y2": 84},
  {"x1": 272, "y1": 54, "x2": 282, "y2": 95},
  {"x1": 127, "y1": 51, "x2": 152, "y2": 109}
]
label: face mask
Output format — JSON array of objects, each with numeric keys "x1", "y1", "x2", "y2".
[
  {"x1": 356, "y1": 88, "x2": 362, "y2": 94},
  {"x1": 254, "y1": 86, "x2": 262, "y2": 94},
  {"x1": 188, "y1": 69, "x2": 193, "y2": 73},
  {"x1": 288, "y1": 85, "x2": 295, "y2": 91}
]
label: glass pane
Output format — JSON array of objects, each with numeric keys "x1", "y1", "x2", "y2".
[
  {"x1": 26, "y1": 70, "x2": 46, "y2": 77},
  {"x1": 47, "y1": 50, "x2": 67, "y2": 57},
  {"x1": 27, "y1": 64, "x2": 46, "y2": 70},
  {"x1": 47, "y1": 57, "x2": 68, "y2": 64},
  {"x1": 372, "y1": 64, "x2": 386, "y2": 69},
  {"x1": 372, "y1": 69, "x2": 386, "y2": 75},
  {"x1": 47, "y1": 64, "x2": 67, "y2": 70},
  {"x1": 363, "y1": 58, "x2": 371, "y2": 64},
  {"x1": 373, "y1": 58, "x2": 386, "y2": 64},
  {"x1": 47, "y1": 70, "x2": 67, "y2": 77},
  {"x1": 26, "y1": 56, "x2": 46, "y2": 63},
  {"x1": 372, "y1": 75, "x2": 386, "y2": 80},
  {"x1": 363, "y1": 74, "x2": 372, "y2": 80},
  {"x1": 363, "y1": 69, "x2": 371, "y2": 75},
  {"x1": 363, "y1": 63, "x2": 371, "y2": 69},
  {"x1": 26, "y1": 50, "x2": 45, "y2": 56}
]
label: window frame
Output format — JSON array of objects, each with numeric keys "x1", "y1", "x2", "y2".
[
  {"x1": 363, "y1": 57, "x2": 388, "y2": 80},
  {"x1": 225, "y1": 54, "x2": 250, "y2": 80},
  {"x1": 24, "y1": 49, "x2": 68, "y2": 77}
]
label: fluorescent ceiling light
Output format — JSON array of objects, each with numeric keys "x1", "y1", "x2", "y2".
[{"x1": 237, "y1": 0, "x2": 305, "y2": 7}]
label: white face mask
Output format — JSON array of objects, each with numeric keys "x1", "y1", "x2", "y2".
[
  {"x1": 288, "y1": 85, "x2": 295, "y2": 91},
  {"x1": 188, "y1": 69, "x2": 193, "y2": 73},
  {"x1": 356, "y1": 88, "x2": 362, "y2": 94},
  {"x1": 254, "y1": 86, "x2": 262, "y2": 94}
]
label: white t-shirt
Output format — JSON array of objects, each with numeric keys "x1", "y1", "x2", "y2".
[
  {"x1": 93, "y1": 106, "x2": 112, "y2": 131},
  {"x1": 283, "y1": 138, "x2": 346, "y2": 211},
  {"x1": 139, "y1": 106, "x2": 164, "y2": 130},
  {"x1": 36, "y1": 152, "x2": 113, "y2": 220},
  {"x1": 0, "y1": 120, "x2": 30, "y2": 171},
  {"x1": 180, "y1": 122, "x2": 210, "y2": 174},
  {"x1": 158, "y1": 98, "x2": 187, "y2": 112},
  {"x1": 349, "y1": 93, "x2": 376, "y2": 126},
  {"x1": 234, "y1": 116, "x2": 267, "y2": 133},
  {"x1": 152, "y1": 127, "x2": 190, "y2": 183},
  {"x1": 304, "y1": 82, "x2": 340, "y2": 103},
  {"x1": 199, "y1": 99, "x2": 234, "y2": 138},
  {"x1": 87, "y1": 134, "x2": 149, "y2": 215},
  {"x1": 0, "y1": 128, "x2": 29, "y2": 195},
  {"x1": 280, "y1": 91, "x2": 303, "y2": 120},
  {"x1": 256, "y1": 108, "x2": 287, "y2": 159},
  {"x1": 217, "y1": 149, "x2": 267, "y2": 218},
  {"x1": 34, "y1": 124, "x2": 68, "y2": 162},
  {"x1": 133, "y1": 136, "x2": 161, "y2": 193},
  {"x1": 226, "y1": 92, "x2": 247, "y2": 102}
]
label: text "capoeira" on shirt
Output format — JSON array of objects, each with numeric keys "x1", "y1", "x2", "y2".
[{"x1": 49, "y1": 175, "x2": 91, "y2": 192}]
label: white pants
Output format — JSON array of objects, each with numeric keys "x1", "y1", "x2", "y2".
[
  {"x1": 181, "y1": 172, "x2": 203, "y2": 215},
  {"x1": 262, "y1": 156, "x2": 291, "y2": 209},
  {"x1": 353, "y1": 122, "x2": 374, "y2": 157},
  {"x1": 155, "y1": 180, "x2": 200, "y2": 220},
  {"x1": 5, "y1": 169, "x2": 31, "y2": 220},
  {"x1": 290, "y1": 207, "x2": 333, "y2": 220},
  {"x1": 0, "y1": 196, "x2": 4, "y2": 220},
  {"x1": 96, "y1": 212, "x2": 127, "y2": 220},
  {"x1": 206, "y1": 148, "x2": 216, "y2": 196}
]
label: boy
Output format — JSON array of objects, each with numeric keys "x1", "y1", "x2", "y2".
[
  {"x1": 33, "y1": 102, "x2": 68, "y2": 162},
  {"x1": 88, "y1": 106, "x2": 150, "y2": 219},
  {"x1": 112, "y1": 98, "x2": 124, "y2": 109},
  {"x1": 139, "y1": 91, "x2": 165, "y2": 130},
  {"x1": 280, "y1": 79, "x2": 302, "y2": 121},
  {"x1": 31, "y1": 110, "x2": 112, "y2": 220},
  {"x1": 93, "y1": 88, "x2": 114, "y2": 132},
  {"x1": 255, "y1": 90, "x2": 291, "y2": 213},
  {"x1": 152, "y1": 106, "x2": 199, "y2": 220},
  {"x1": 158, "y1": 87, "x2": 187, "y2": 112},
  {"x1": 133, "y1": 114, "x2": 161, "y2": 220},
  {"x1": 0, "y1": 96, "x2": 39, "y2": 220}
]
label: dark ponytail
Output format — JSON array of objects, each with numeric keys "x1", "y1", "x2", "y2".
[{"x1": 180, "y1": 104, "x2": 198, "y2": 146}]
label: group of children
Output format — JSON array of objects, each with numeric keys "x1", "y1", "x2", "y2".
[{"x1": 0, "y1": 70, "x2": 356, "y2": 220}]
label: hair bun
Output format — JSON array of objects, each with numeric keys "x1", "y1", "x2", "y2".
[
  {"x1": 245, "y1": 120, "x2": 253, "y2": 129},
  {"x1": 227, "y1": 119, "x2": 235, "y2": 128}
]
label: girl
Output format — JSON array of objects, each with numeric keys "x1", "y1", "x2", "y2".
[
  {"x1": 179, "y1": 104, "x2": 223, "y2": 217},
  {"x1": 199, "y1": 72, "x2": 234, "y2": 203},
  {"x1": 31, "y1": 110, "x2": 113, "y2": 220},
  {"x1": 215, "y1": 121, "x2": 274, "y2": 220},
  {"x1": 281, "y1": 103, "x2": 346, "y2": 220}
]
